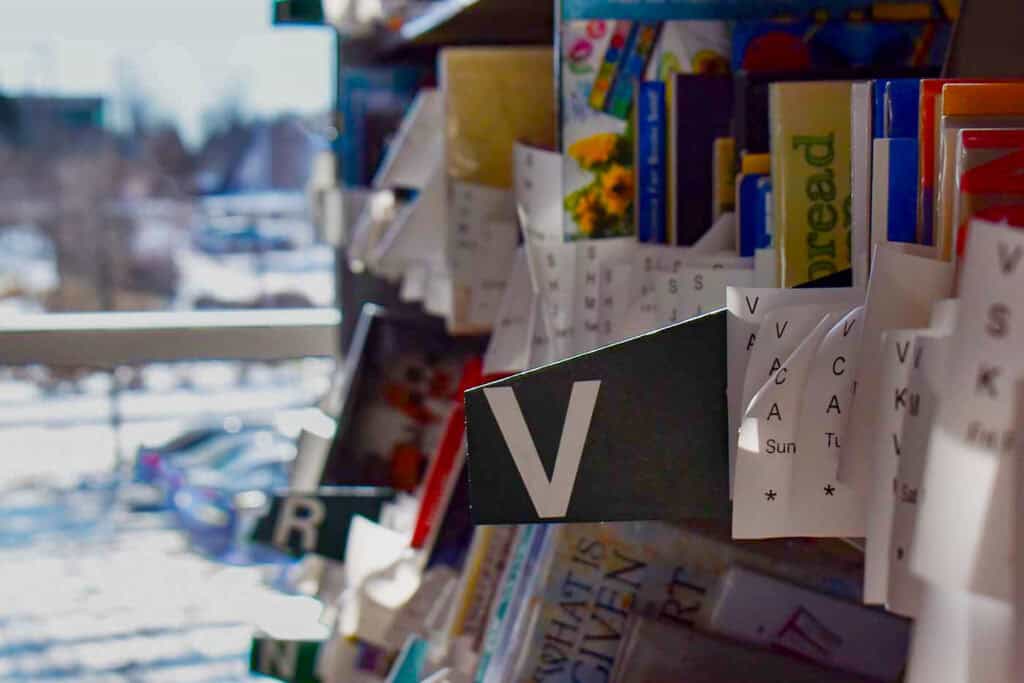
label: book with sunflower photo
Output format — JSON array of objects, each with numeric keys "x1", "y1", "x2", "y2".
[
  {"x1": 564, "y1": 130, "x2": 636, "y2": 239},
  {"x1": 559, "y1": 11, "x2": 732, "y2": 240}
]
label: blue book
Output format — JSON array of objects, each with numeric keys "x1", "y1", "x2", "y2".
[
  {"x1": 755, "y1": 177, "x2": 773, "y2": 249},
  {"x1": 885, "y1": 78, "x2": 921, "y2": 138},
  {"x1": 737, "y1": 173, "x2": 766, "y2": 256},
  {"x1": 881, "y1": 138, "x2": 919, "y2": 244},
  {"x1": 635, "y1": 80, "x2": 667, "y2": 244},
  {"x1": 872, "y1": 137, "x2": 917, "y2": 244},
  {"x1": 872, "y1": 79, "x2": 886, "y2": 139}
]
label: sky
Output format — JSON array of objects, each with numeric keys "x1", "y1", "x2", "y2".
[{"x1": 0, "y1": 0, "x2": 335, "y2": 147}]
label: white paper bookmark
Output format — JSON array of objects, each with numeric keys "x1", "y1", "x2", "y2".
[
  {"x1": 370, "y1": 163, "x2": 448, "y2": 281},
  {"x1": 904, "y1": 584, "x2": 1012, "y2": 683},
  {"x1": 789, "y1": 306, "x2": 866, "y2": 537},
  {"x1": 525, "y1": 296, "x2": 554, "y2": 370},
  {"x1": 911, "y1": 221, "x2": 1024, "y2": 601},
  {"x1": 483, "y1": 249, "x2": 531, "y2": 376},
  {"x1": 598, "y1": 262, "x2": 633, "y2": 347},
  {"x1": 725, "y1": 287, "x2": 862, "y2": 496},
  {"x1": 373, "y1": 89, "x2": 442, "y2": 191},
  {"x1": 424, "y1": 269, "x2": 453, "y2": 321},
  {"x1": 573, "y1": 238, "x2": 635, "y2": 355},
  {"x1": 467, "y1": 218, "x2": 519, "y2": 330},
  {"x1": 886, "y1": 333, "x2": 949, "y2": 618},
  {"x1": 733, "y1": 312, "x2": 833, "y2": 538},
  {"x1": 400, "y1": 263, "x2": 430, "y2": 303},
  {"x1": 839, "y1": 245, "x2": 954, "y2": 499},
  {"x1": 448, "y1": 181, "x2": 516, "y2": 334},
  {"x1": 740, "y1": 305, "x2": 850, "y2": 426},
  {"x1": 529, "y1": 241, "x2": 577, "y2": 361},
  {"x1": 656, "y1": 268, "x2": 754, "y2": 325},
  {"x1": 862, "y1": 330, "x2": 922, "y2": 605}
]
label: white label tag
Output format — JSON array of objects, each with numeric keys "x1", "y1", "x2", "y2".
[
  {"x1": 725, "y1": 287, "x2": 862, "y2": 497},
  {"x1": 886, "y1": 333, "x2": 948, "y2": 618},
  {"x1": 911, "y1": 221, "x2": 1024, "y2": 600},
  {"x1": 839, "y1": 244, "x2": 954, "y2": 498},
  {"x1": 483, "y1": 249, "x2": 532, "y2": 376}
]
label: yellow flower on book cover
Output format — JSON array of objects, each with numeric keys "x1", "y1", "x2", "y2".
[
  {"x1": 568, "y1": 132, "x2": 619, "y2": 170},
  {"x1": 602, "y1": 164, "x2": 634, "y2": 216}
]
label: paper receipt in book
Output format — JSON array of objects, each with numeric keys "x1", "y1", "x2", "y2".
[
  {"x1": 911, "y1": 220, "x2": 1024, "y2": 601},
  {"x1": 731, "y1": 304, "x2": 865, "y2": 539},
  {"x1": 725, "y1": 287, "x2": 862, "y2": 498}
]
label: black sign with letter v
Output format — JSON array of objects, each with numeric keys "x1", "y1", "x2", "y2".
[{"x1": 465, "y1": 310, "x2": 730, "y2": 524}]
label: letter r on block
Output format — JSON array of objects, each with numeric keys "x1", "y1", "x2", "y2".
[{"x1": 272, "y1": 496, "x2": 326, "y2": 553}]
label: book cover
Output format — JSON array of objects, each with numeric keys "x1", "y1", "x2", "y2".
[
  {"x1": 634, "y1": 81, "x2": 667, "y2": 244},
  {"x1": 510, "y1": 521, "x2": 864, "y2": 683},
  {"x1": 444, "y1": 526, "x2": 517, "y2": 654},
  {"x1": 872, "y1": 78, "x2": 886, "y2": 138},
  {"x1": 671, "y1": 74, "x2": 733, "y2": 245},
  {"x1": 916, "y1": 77, "x2": 1009, "y2": 246},
  {"x1": 561, "y1": 15, "x2": 732, "y2": 240},
  {"x1": 699, "y1": 566, "x2": 911, "y2": 681},
  {"x1": 954, "y1": 130, "x2": 1024, "y2": 256},
  {"x1": 605, "y1": 23, "x2": 661, "y2": 119},
  {"x1": 613, "y1": 618, "x2": 872, "y2": 683},
  {"x1": 757, "y1": 176, "x2": 773, "y2": 250},
  {"x1": 588, "y1": 21, "x2": 635, "y2": 112},
  {"x1": 770, "y1": 80, "x2": 853, "y2": 287},
  {"x1": 935, "y1": 83, "x2": 1024, "y2": 260},
  {"x1": 871, "y1": 138, "x2": 919, "y2": 245},
  {"x1": 884, "y1": 77, "x2": 921, "y2": 138},
  {"x1": 441, "y1": 47, "x2": 555, "y2": 334},
  {"x1": 735, "y1": 67, "x2": 936, "y2": 168},
  {"x1": 737, "y1": 172, "x2": 768, "y2": 256}
]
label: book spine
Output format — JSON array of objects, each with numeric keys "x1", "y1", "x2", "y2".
[
  {"x1": 636, "y1": 81, "x2": 667, "y2": 244},
  {"x1": 886, "y1": 138, "x2": 919, "y2": 244},
  {"x1": 738, "y1": 173, "x2": 766, "y2": 257},
  {"x1": 666, "y1": 76, "x2": 678, "y2": 245}
]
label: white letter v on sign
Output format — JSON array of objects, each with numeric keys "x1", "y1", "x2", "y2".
[{"x1": 483, "y1": 381, "x2": 601, "y2": 519}]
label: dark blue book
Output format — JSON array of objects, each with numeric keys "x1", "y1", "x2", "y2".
[
  {"x1": 671, "y1": 73, "x2": 733, "y2": 245},
  {"x1": 872, "y1": 79, "x2": 886, "y2": 138},
  {"x1": 885, "y1": 78, "x2": 922, "y2": 139},
  {"x1": 635, "y1": 80, "x2": 667, "y2": 244},
  {"x1": 738, "y1": 172, "x2": 767, "y2": 256},
  {"x1": 877, "y1": 137, "x2": 919, "y2": 244},
  {"x1": 755, "y1": 176, "x2": 773, "y2": 249}
]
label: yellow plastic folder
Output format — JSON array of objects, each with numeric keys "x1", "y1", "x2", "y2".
[{"x1": 440, "y1": 47, "x2": 556, "y2": 189}]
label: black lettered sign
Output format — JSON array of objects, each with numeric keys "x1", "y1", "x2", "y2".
[
  {"x1": 465, "y1": 310, "x2": 730, "y2": 524},
  {"x1": 250, "y1": 486, "x2": 395, "y2": 560}
]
